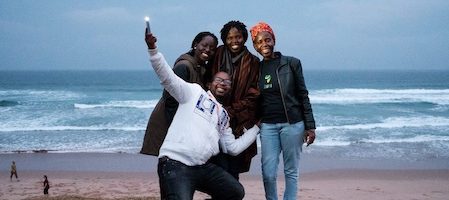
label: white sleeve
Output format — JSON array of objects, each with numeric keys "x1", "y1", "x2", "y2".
[
  {"x1": 148, "y1": 48, "x2": 191, "y2": 103},
  {"x1": 219, "y1": 125, "x2": 259, "y2": 156}
]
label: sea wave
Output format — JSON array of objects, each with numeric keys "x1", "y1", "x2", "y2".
[
  {"x1": 0, "y1": 89, "x2": 82, "y2": 100},
  {"x1": 0, "y1": 125, "x2": 145, "y2": 132},
  {"x1": 365, "y1": 135, "x2": 449, "y2": 144},
  {"x1": 318, "y1": 116, "x2": 449, "y2": 131},
  {"x1": 74, "y1": 100, "x2": 158, "y2": 109},
  {"x1": 314, "y1": 140, "x2": 352, "y2": 147},
  {"x1": 0, "y1": 100, "x2": 19, "y2": 107},
  {"x1": 311, "y1": 88, "x2": 449, "y2": 105},
  {"x1": 317, "y1": 135, "x2": 449, "y2": 147}
]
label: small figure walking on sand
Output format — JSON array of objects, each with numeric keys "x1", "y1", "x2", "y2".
[
  {"x1": 10, "y1": 161, "x2": 19, "y2": 181},
  {"x1": 43, "y1": 175, "x2": 50, "y2": 195}
]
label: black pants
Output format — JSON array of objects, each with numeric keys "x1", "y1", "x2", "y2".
[
  {"x1": 158, "y1": 157, "x2": 244, "y2": 200},
  {"x1": 10, "y1": 171, "x2": 18, "y2": 179},
  {"x1": 44, "y1": 186, "x2": 49, "y2": 194},
  {"x1": 209, "y1": 152, "x2": 243, "y2": 180}
]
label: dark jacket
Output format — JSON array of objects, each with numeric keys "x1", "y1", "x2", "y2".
[
  {"x1": 261, "y1": 52, "x2": 316, "y2": 130},
  {"x1": 140, "y1": 52, "x2": 206, "y2": 156}
]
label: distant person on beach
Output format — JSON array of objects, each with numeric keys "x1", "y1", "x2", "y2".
[
  {"x1": 141, "y1": 31, "x2": 219, "y2": 156},
  {"x1": 145, "y1": 31, "x2": 260, "y2": 200},
  {"x1": 250, "y1": 22, "x2": 316, "y2": 200},
  {"x1": 209, "y1": 20, "x2": 260, "y2": 180},
  {"x1": 10, "y1": 161, "x2": 18, "y2": 181},
  {"x1": 43, "y1": 175, "x2": 50, "y2": 195}
]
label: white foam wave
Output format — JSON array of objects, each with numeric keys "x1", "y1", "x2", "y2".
[
  {"x1": 315, "y1": 135, "x2": 449, "y2": 147},
  {"x1": 0, "y1": 125, "x2": 145, "y2": 132},
  {"x1": 365, "y1": 135, "x2": 449, "y2": 144},
  {"x1": 311, "y1": 88, "x2": 449, "y2": 105},
  {"x1": 431, "y1": 105, "x2": 449, "y2": 112},
  {"x1": 315, "y1": 140, "x2": 352, "y2": 147},
  {"x1": 74, "y1": 100, "x2": 158, "y2": 109},
  {"x1": 0, "y1": 90, "x2": 82, "y2": 100},
  {"x1": 318, "y1": 116, "x2": 449, "y2": 131}
]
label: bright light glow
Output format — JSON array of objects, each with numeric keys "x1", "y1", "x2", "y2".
[{"x1": 144, "y1": 16, "x2": 150, "y2": 22}]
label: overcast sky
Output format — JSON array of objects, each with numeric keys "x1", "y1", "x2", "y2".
[{"x1": 1, "y1": 0, "x2": 448, "y2": 71}]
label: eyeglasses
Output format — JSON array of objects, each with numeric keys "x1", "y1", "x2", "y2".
[{"x1": 213, "y1": 77, "x2": 232, "y2": 86}]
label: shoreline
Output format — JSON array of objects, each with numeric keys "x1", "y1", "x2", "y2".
[
  {"x1": 1, "y1": 152, "x2": 449, "y2": 200},
  {"x1": 2, "y1": 151, "x2": 448, "y2": 173}
]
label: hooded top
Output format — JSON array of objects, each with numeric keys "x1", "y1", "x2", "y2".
[{"x1": 141, "y1": 52, "x2": 208, "y2": 156}]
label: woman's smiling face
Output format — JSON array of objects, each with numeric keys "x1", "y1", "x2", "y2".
[
  {"x1": 253, "y1": 31, "x2": 275, "y2": 60},
  {"x1": 194, "y1": 35, "x2": 217, "y2": 63},
  {"x1": 225, "y1": 27, "x2": 245, "y2": 54}
]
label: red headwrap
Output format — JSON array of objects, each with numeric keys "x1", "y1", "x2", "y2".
[{"x1": 250, "y1": 22, "x2": 275, "y2": 42}]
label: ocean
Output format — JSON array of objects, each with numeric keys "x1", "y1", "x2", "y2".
[{"x1": 1, "y1": 70, "x2": 449, "y2": 162}]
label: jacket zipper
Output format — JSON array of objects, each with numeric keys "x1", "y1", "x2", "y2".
[{"x1": 276, "y1": 66, "x2": 290, "y2": 123}]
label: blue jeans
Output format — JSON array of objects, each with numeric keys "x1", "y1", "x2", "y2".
[
  {"x1": 260, "y1": 121, "x2": 305, "y2": 200},
  {"x1": 158, "y1": 157, "x2": 244, "y2": 200}
]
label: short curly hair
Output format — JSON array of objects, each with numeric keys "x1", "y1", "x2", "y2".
[{"x1": 220, "y1": 20, "x2": 249, "y2": 44}]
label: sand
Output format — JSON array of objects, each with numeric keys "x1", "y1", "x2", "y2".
[{"x1": 1, "y1": 153, "x2": 448, "y2": 200}]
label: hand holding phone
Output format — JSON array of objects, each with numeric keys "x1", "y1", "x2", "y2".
[{"x1": 145, "y1": 31, "x2": 157, "y2": 49}]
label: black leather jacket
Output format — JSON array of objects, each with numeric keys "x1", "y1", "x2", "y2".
[{"x1": 266, "y1": 52, "x2": 316, "y2": 130}]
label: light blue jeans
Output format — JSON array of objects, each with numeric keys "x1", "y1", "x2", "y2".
[{"x1": 260, "y1": 121, "x2": 305, "y2": 200}]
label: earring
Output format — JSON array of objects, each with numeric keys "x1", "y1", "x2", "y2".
[{"x1": 194, "y1": 46, "x2": 197, "y2": 50}]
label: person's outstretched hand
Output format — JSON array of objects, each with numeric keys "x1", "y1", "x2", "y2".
[{"x1": 145, "y1": 29, "x2": 157, "y2": 49}]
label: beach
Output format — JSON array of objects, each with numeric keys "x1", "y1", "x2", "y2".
[
  {"x1": 2, "y1": 69, "x2": 449, "y2": 199},
  {"x1": 1, "y1": 152, "x2": 448, "y2": 200},
  {"x1": 1, "y1": 0, "x2": 449, "y2": 197}
]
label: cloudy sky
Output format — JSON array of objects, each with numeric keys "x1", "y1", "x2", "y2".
[{"x1": 1, "y1": 0, "x2": 448, "y2": 70}]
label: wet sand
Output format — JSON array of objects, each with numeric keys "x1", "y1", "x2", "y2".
[{"x1": 1, "y1": 152, "x2": 448, "y2": 200}]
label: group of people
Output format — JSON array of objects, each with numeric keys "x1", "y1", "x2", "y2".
[
  {"x1": 141, "y1": 20, "x2": 316, "y2": 200},
  {"x1": 9, "y1": 161, "x2": 50, "y2": 195}
]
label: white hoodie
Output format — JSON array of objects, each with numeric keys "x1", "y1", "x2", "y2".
[{"x1": 148, "y1": 48, "x2": 259, "y2": 166}]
